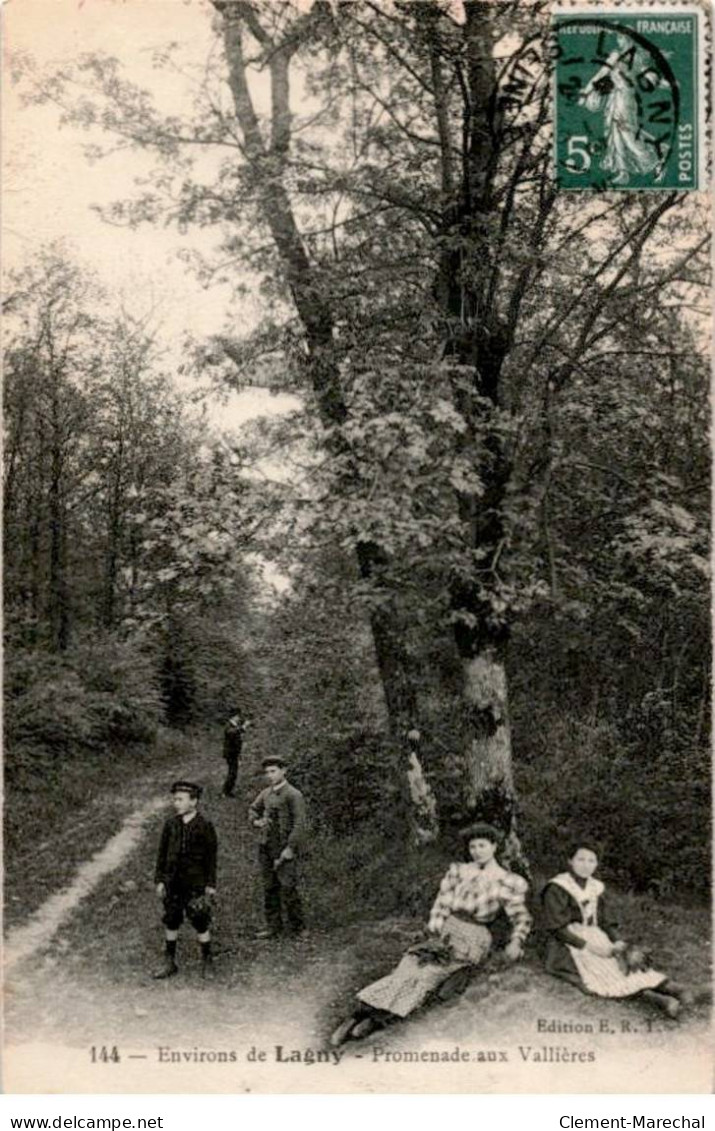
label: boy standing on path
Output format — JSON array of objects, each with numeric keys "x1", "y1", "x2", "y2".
[
  {"x1": 221, "y1": 708, "x2": 250, "y2": 798},
  {"x1": 153, "y1": 780, "x2": 218, "y2": 980},
  {"x1": 248, "y1": 757, "x2": 307, "y2": 939}
]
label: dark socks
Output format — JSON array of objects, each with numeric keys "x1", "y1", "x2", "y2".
[
  {"x1": 166, "y1": 939, "x2": 178, "y2": 960},
  {"x1": 201, "y1": 941, "x2": 212, "y2": 960}
]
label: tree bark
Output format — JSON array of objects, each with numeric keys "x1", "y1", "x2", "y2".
[
  {"x1": 48, "y1": 365, "x2": 70, "y2": 651},
  {"x1": 103, "y1": 418, "x2": 125, "y2": 630},
  {"x1": 27, "y1": 405, "x2": 47, "y2": 643},
  {"x1": 428, "y1": 1, "x2": 524, "y2": 856}
]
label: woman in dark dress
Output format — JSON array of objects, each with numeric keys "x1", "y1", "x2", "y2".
[
  {"x1": 330, "y1": 823, "x2": 531, "y2": 1046},
  {"x1": 542, "y1": 843, "x2": 693, "y2": 1017}
]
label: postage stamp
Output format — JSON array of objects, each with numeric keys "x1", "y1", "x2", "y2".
[{"x1": 552, "y1": 4, "x2": 708, "y2": 190}]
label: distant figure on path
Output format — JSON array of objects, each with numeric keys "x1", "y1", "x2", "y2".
[
  {"x1": 542, "y1": 843, "x2": 693, "y2": 1017},
  {"x1": 153, "y1": 780, "x2": 218, "y2": 980},
  {"x1": 248, "y1": 756, "x2": 307, "y2": 939},
  {"x1": 221, "y1": 708, "x2": 250, "y2": 798},
  {"x1": 330, "y1": 823, "x2": 531, "y2": 1045}
]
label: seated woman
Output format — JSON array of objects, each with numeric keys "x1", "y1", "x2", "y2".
[
  {"x1": 542, "y1": 843, "x2": 692, "y2": 1018},
  {"x1": 330, "y1": 823, "x2": 531, "y2": 1046}
]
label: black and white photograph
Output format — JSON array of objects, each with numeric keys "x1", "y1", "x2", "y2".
[{"x1": 2, "y1": 0, "x2": 712, "y2": 1094}]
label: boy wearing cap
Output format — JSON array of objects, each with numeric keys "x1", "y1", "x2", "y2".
[
  {"x1": 153, "y1": 780, "x2": 218, "y2": 979},
  {"x1": 221, "y1": 707, "x2": 251, "y2": 798},
  {"x1": 248, "y1": 757, "x2": 307, "y2": 938}
]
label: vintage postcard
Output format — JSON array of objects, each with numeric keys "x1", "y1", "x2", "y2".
[{"x1": 2, "y1": 0, "x2": 711, "y2": 1095}]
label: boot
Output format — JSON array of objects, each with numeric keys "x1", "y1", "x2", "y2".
[
  {"x1": 660, "y1": 995, "x2": 681, "y2": 1019},
  {"x1": 352, "y1": 1015, "x2": 381, "y2": 1040},
  {"x1": 661, "y1": 980, "x2": 695, "y2": 1007},
  {"x1": 330, "y1": 1015, "x2": 359, "y2": 1048},
  {"x1": 153, "y1": 956, "x2": 178, "y2": 980},
  {"x1": 643, "y1": 989, "x2": 681, "y2": 1018},
  {"x1": 200, "y1": 941, "x2": 215, "y2": 980},
  {"x1": 153, "y1": 939, "x2": 178, "y2": 979}
]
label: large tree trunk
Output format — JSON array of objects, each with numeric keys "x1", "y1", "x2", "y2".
[{"x1": 427, "y1": 1, "x2": 524, "y2": 856}]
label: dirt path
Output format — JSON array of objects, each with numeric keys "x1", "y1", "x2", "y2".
[
  {"x1": 4, "y1": 798, "x2": 167, "y2": 972},
  {"x1": 4, "y1": 731, "x2": 712, "y2": 1094}
]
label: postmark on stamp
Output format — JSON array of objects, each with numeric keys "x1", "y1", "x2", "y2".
[{"x1": 552, "y1": 4, "x2": 707, "y2": 190}]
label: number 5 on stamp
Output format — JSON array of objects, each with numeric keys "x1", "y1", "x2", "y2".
[{"x1": 552, "y1": 4, "x2": 707, "y2": 191}]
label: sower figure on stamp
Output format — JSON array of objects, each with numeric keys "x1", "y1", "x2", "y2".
[
  {"x1": 153, "y1": 780, "x2": 218, "y2": 980},
  {"x1": 221, "y1": 707, "x2": 250, "y2": 799},
  {"x1": 248, "y1": 756, "x2": 307, "y2": 939},
  {"x1": 577, "y1": 33, "x2": 666, "y2": 186}
]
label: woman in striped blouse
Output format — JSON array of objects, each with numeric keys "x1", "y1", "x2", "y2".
[
  {"x1": 542, "y1": 843, "x2": 693, "y2": 1017},
  {"x1": 330, "y1": 823, "x2": 532, "y2": 1045}
]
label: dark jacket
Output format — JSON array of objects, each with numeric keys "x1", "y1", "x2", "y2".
[
  {"x1": 155, "y1": 812, "x2": 218, "y2": 890},
  {"x1": 223, "y1": 717, "x2": 245, "y2": 761},
  {"x1": 248, "y1": 782, "x2": 307, "y2": 857}
]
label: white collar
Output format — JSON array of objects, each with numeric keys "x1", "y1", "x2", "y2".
[
  {"x1": 272, "y1": 779, "x2": 287, "y2": 792},
  {"x1": 550, "y1": 872, "x2": 603, "y2": 902}
]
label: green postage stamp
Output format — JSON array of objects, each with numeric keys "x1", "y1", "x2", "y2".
[{"x1": 553, "y1": 3, "x2": 708, "y2": 190}]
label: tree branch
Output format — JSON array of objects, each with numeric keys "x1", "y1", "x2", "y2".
[{"x1": 528, "y1": 193, "x2": 681, "y2": 377}]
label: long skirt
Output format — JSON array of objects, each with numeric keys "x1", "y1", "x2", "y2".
[
  {"x1": 567, "y1": 925, "x2": 666, "y2": 998},
  {"x1": 357, "y1": 917, "x2": 491, "y2": 1019},
  {"x1": 602, "y1": 86, "x2": 660, "y2": 178}
]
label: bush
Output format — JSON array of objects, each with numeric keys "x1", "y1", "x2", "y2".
[
  {"x1": 515, "y1": 708, "x2": 710, "y2": 900},
  {"x1": 5, "y1": 640, "x2": 162, "y2": 783},
  {"x1": 291, "y1": 729, "x2": 408, "y2": 838}
]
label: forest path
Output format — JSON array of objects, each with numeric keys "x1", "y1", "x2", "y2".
[
  {"x1": 4, "y1": 729, "x2": 711, "y2": 1093},
  {"x1": 4, "y1": 797, "x2": 166, "y2": 972}
]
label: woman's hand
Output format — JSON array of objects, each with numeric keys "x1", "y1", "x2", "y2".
[
  {"x1": 504, "y1": 940, "x2": 524, "y2": 963},
  {"x1": 155, "y1": 882, "x2": 166, "y2": 899}
]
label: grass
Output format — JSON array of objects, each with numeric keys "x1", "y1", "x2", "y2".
[
  {"x1": 4, "y1": 728, "x2": 710, "y2": 1081},
  {"x1": 3, "y1": 726, "x2": 207, "y2": 927}
]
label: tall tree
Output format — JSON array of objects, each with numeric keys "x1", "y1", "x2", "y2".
[
  {"x1": 21, "y1": 0, "x2": 709, "y2": 845},
  {"x1": 3, "y1": 254, "x2": 97, "y2": 650}
]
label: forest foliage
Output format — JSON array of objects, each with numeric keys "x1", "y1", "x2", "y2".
[{"x1": 5, "y1": 0, "x2": 711, "y2": 900}]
